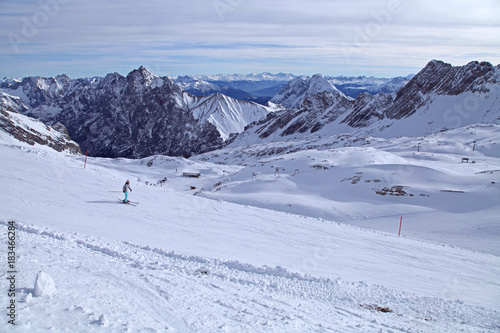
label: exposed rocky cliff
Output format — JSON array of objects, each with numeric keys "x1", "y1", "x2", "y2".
[{"x1": 1, "y1": 67, "x2": 269, "y2": 158}]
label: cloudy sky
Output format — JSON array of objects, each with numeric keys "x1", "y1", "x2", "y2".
[{"x1": 1, "y1": 0, "x2": 499, "y2": 78}]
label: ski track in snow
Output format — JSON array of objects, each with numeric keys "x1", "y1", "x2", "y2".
[{"x1": 2, "y1": 220, "x2": 500, "y2": 333}]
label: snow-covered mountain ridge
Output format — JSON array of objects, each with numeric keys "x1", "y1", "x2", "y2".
[
  {"x1": 229, "y1": 60, "x2": 500, "y2": 147},
  {"x1": 270, "y1": 73, "x2": 346, "y2": 109},
  {"x1": 170, "y1": 72, "x2": 297, "y2": 83},
  {"x1": 0, "y1": 92, "x2": 80, "y2": 154},
  {"x1": 1, "y1": 60, "x2": 498, "y2": 159},
  {"x1": 190, "y1": 93, "x2": 273, "y2": 140},
  {"x1": 327, "y1": 74, "x2": 414, "y2": 98},
  {"x1": 0, "y1": 66, "x2": 270, "y2": 158}
]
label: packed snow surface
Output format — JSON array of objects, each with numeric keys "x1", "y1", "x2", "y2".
[{"x1": 1, "y1": 125, "x2": 500, "y2": 332}]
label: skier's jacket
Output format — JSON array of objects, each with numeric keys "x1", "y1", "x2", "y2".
[{"x1": 123, "y1": 183, "x2": 132, "y2": 193}]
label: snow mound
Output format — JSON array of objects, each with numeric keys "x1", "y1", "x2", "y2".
[
  {"x1": 33, "y1": 271, "x2": 56, "y2": 297},
  {"x1": 93, "y1": 314, "x2": 109, "y2": 326}
]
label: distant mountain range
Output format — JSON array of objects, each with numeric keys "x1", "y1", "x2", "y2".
[
  {"x1": 1, "y1": 61, "x2": 498, "y2": 158},
  {"x1": 170, "y1": 72, "x2": 412, "y2": 104}
]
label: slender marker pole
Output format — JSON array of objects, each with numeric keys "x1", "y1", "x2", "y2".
[
  {"x1": 84, "y1": 150, "x2": 88, "y2": 169},
  {"x1": 398, "y1": 216, "x2": 403, "y2": 236}
]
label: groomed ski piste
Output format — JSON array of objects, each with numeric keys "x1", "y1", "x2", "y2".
[{"x1": 1, "y1": 125, "x2": 500, "y2": 332}]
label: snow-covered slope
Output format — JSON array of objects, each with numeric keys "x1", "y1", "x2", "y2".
[
  {"x1": 1, "y1": 61, "x2": 500, "y2": 332},
  {"x1": 190, "y1": 93, "x2": 273, "y2": 140},
  {"x1": 195, "y1": 123, "x2": 500, "y2": 255},
  {"x1": 0, "y1": 138, "x2": 499, "y2": 331},
  {"x1": 1, "y1": 92, "x2": 29, "y2": 113}
]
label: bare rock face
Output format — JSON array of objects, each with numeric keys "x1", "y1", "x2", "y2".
[
  {"x1": 57, "y1": 68, "x2": 224, "y2": 158},
  {"x1": 342, "y1": 93, "x2": 394, "y2": 128},
  {"x1": 1, "y1": 67, "x2": 224, "y2": 158}
]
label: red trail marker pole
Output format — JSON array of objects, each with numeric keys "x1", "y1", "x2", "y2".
[
  {"x1": 398, "y1": 216, "x2": 403, "y2": 236},
  {"x1": 84, "y1": 150, "x2": 88, "y2": 169}
]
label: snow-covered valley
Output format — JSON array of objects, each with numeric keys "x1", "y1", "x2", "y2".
[{"x1": 1, "y1": 123, "x2": 499, "y2": 332}]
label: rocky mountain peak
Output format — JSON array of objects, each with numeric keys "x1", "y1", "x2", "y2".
[
  {"x1": 126, "y1": 66, "x2": 166, "y2": 90},
  {"x1": 271, "y1": 74, "x2": 343, "y2": 109},
  {"x1": 190, "y1": 92, "x2": 271, "y2": 141},
  {"x1": 384, "y1": 60, "x2": 498, "y2": 119}
]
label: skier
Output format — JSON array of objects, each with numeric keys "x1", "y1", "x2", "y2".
[{"x1": 122, "y1": 180, "x2": 132, "y2": 203}]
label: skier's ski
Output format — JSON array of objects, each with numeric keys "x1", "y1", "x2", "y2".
[{"x1": 117, "y1": 200, "x2": 139, "y2": 205}]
